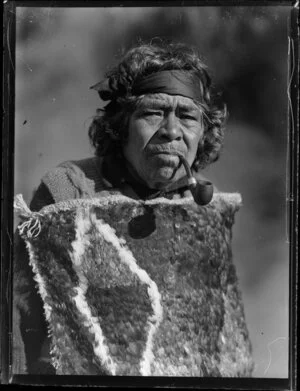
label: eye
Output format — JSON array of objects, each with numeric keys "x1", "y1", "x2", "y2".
[
  {"x1": 180, "y1": 114, "x2": 198, "y2": 121},
  {"x1": 142, "y1": 110, "x2": 163, "y2": 117}
]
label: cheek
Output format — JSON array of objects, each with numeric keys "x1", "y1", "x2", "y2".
[
  {"x1": 185, "y1": 126, "x2": 204, "y2": 155},
  {"x1": 126, "y1": 119, "x2": 156, "y2": 151},
  {"x1": 123, "y1": 118, "x2": 155, "y2": 165}
]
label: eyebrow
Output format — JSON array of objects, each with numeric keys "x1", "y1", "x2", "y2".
[{"x1": 137, "y1": 97, "x2": 200, "y2": 112}]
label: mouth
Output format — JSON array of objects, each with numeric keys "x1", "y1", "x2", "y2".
[
  {"x1": 149, "y1": 151, "x2": 182, "y2": 165},
  {"x1": 147, "y1": 148, "x2": 185, "y2": 159}
]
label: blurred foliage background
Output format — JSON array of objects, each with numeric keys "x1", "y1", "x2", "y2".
[{"x1": 15, "y1": 5, "x2": 291, "y2": 378}]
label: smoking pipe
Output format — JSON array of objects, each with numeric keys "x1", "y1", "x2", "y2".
[{"x1": 179, "y1": 156, "x2": 214, "y2": 206}]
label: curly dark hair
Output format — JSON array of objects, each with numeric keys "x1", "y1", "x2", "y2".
[{"x1": 88, "y1": 41, "x2": 227, "y2": 171}]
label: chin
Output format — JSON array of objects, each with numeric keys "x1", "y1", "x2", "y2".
[{"x1": 147, "y1": 167, "x2": 182, "y2": 189}]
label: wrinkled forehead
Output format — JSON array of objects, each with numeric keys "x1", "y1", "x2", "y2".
[{"x1": 136, "y1": 93, "x2": 201, "y2": 111}]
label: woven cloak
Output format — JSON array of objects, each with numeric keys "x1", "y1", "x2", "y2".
[{"x1": 15, "y1": 193, "x2": 253, "y2": 377}]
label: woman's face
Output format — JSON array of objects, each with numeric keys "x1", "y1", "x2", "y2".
[{"x1": 122, "y1": 93, "x2": 204, "y2": 189}]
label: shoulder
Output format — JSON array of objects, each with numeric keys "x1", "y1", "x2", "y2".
[{"x1": 40, "y1": 156, "x2": 105, "y2": 203}]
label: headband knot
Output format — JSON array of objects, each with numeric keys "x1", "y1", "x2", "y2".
[{"x1": 90, "y1": 78, "x2": 120, "y2": 101}]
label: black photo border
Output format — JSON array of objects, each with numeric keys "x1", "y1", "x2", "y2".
[{"x1": 2, "y1": 1, "x2": 299, "y2": 389}]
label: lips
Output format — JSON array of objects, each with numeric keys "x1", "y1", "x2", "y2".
[
  {"x1": 146, "y1": 151, "x2": 182, "y2": 170},
  {"x1": 146, "y1": 147, "x2": 185, "y2": 158}
]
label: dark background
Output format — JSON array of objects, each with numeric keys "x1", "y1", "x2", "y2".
[{"x1": 14, "y1": 5, "x2": 291, "y2": 377}]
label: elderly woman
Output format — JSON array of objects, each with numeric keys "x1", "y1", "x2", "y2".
[{"x1": 13, "y1": 42, "x2": 227, "y2": 374}]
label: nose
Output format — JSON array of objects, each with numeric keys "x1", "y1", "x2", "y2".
[{"x1": 158, "y1": 112, "x2": 182, "y2": 141}]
